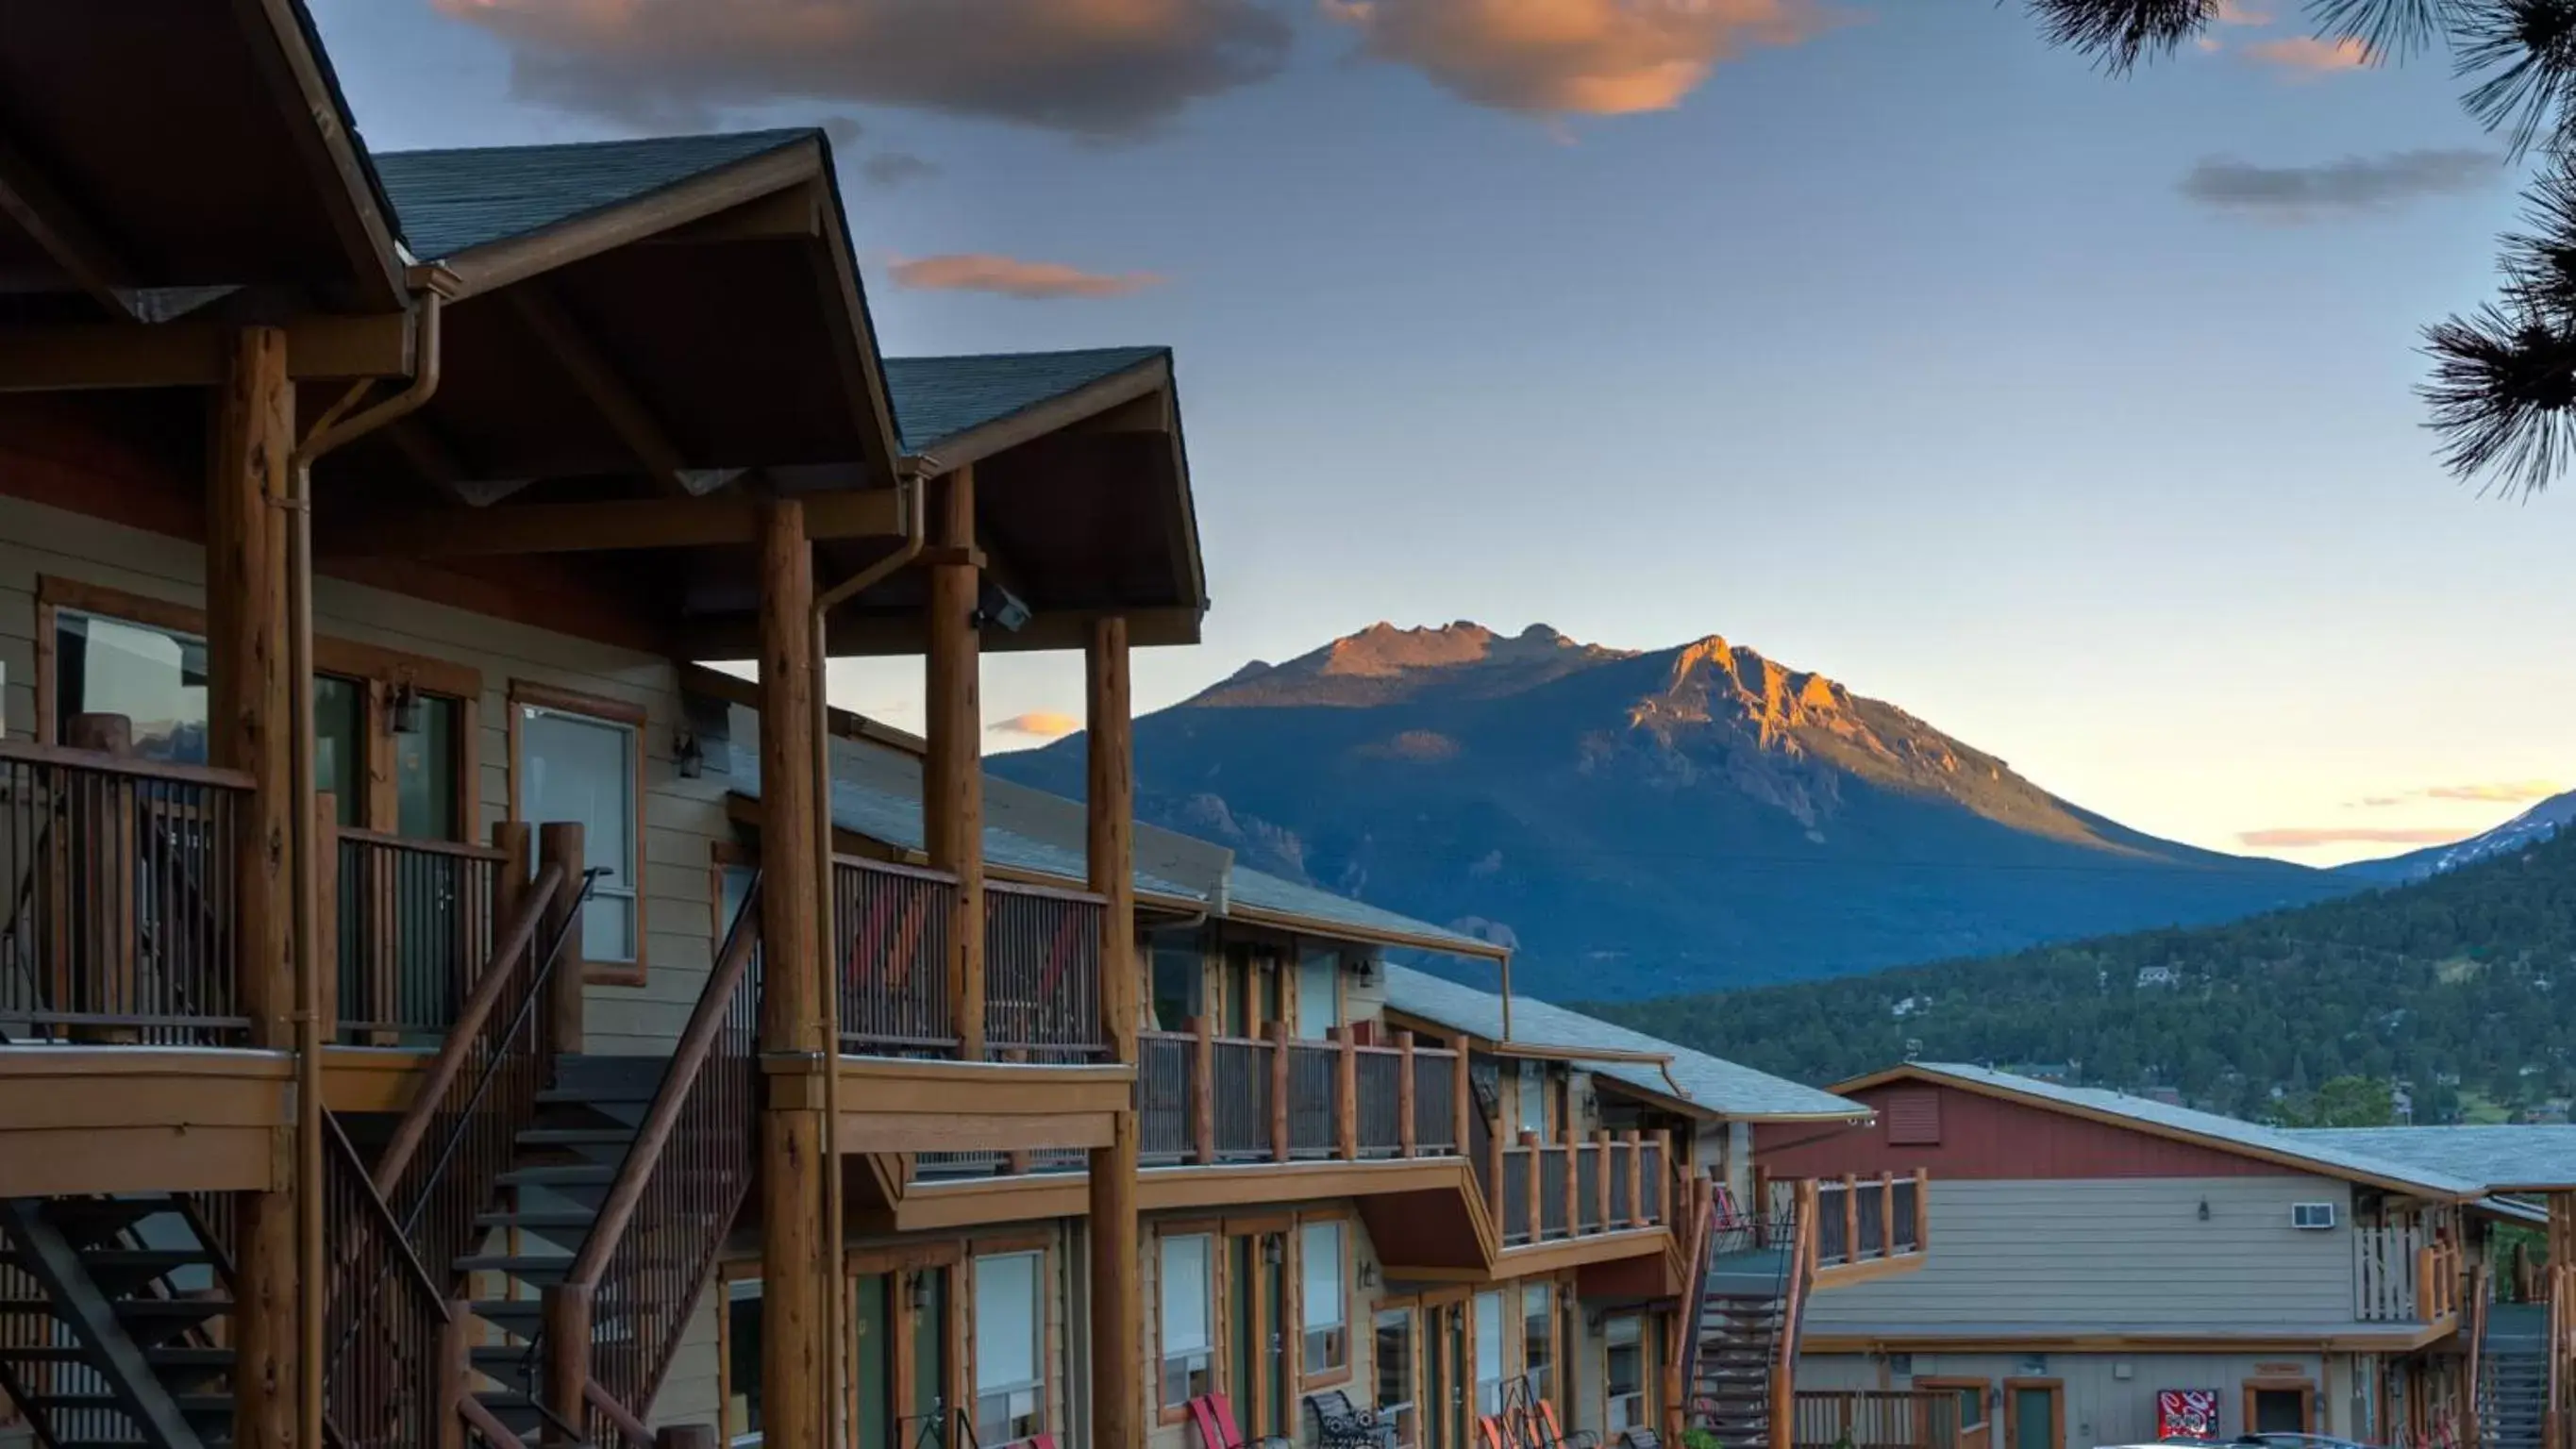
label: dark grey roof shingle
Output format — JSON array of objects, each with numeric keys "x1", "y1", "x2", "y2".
[
  {"x1": 886, "y1": 348, "x2": 1166, "y2": 457},
  {"x1": 375, "y1": 129, "x2": 813, "y2": 260}
]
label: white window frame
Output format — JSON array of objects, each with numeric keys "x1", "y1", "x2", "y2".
[
  {"x1": 1160, "y1": 1233, "x2": 1216, "y2": 1410},
  {"x1": 1300, "y1": 1220, "x2": 1349, "y2": 1377},
  {"x1": 1474, "y1": 1290, "x2": 1505, "y2": 1414},
  {"x1": 513, "y1": 693, "x2": 644, "y2": 969},
  {"x1": 1296, "y1": 947, "x2": 1339, "y2": 1040},
  {"x1": 973, "y1": 1250, "x2": 1045, "y2": 1446},
  {"x1": 1604, "y1": 1313, "x2": 1646, "y2": 1432},
  {"x1": 1523, "y1": 1281, "x2": 1555, "y2": 1405}
]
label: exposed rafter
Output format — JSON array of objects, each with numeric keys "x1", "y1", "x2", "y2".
[
  {"x1": 0, "y1": 128, "x2": 139, "y2": 320},
  {"x1": 0, "y1": 312, "x2": 414, "y2": 391},
  {"x1": 509, "y1": 282, "x2": 736, "y2": 499},
  {"x1": 319, "y1": 490, "x2": 906, "y2": 559}
]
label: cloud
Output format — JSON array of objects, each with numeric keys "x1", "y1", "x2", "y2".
[
  {"x1": 2244, "y1": 34, "x2": 2371, "y2": 74},
  {"x1": 430, "y1": 0, "x2": 1293, "y2": 138},
  {"x1": 2177, "y1": 149, "x2": 2497, "y2": 222},
  {"x1": 1319, "y1": 0, "x2": 1833, "y2": 117},
  {"x1": 2351, "y1": 780, "x2": 2564, "y2": 807},
  {"x1": 861, "y1": 152, "x2": 943, "y2": 187},
  {"x1": 989, "y1": 710, "x2": 1082, "y2": 740},
  {"x1": 2238, "y1": 826, "x2": 2476, "y2": 848},
  {"x1": 890, "y1": 253, "x2": 1166, "y2": 299},
  {"x1": 2216, "y1": 0, "x2": 2272, "y2": 23}
]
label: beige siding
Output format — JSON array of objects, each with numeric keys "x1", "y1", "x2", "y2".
[
  {"x1": 647, "y1": 1284, "x2": 724, "y2": 1435},
  {"x1": 1802, "y1": 1176, "x2": 2362, "y2": 1330},
  {"x1": 0, "y1": 492, "x2": 730, "y2": 1057},
  {"x1": 1798, "y1": 1349, "x2": 2361, "y2": 1446}
]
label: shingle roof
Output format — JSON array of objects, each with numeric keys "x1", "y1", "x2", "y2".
[
  {"x1": 1890, "y1": 1064, "x2": 2486, "y2": 1197},
  {"x1": 1382, "y1": 964, "x2": 1867, "y2": 1123},
  {"x1": 1225, "y1": 866, "x2": 1504, "y2": 958},
  {"x1": 2289, "y1": 1125, "x2": 2576, "y2": 1192},
  {"x1": 885, "y1": 347, "x2": 1167, "y2": 457},
  {"x1": 374, "y1": 129, "x2": 813, "y2": 260}
]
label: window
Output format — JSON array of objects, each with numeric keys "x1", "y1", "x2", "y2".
[
  {"x1": 1160, "y1": 1234, "x2": 1215, "y2": 1409},
  {"x1": 1152, "y1": 938, "x2": 1204, "y2": 1032},
  {"x1": 1301, "y1": 1220, "x2": 1348, "y2": 1377},
  {"x1": 53, "y1": 609, "x2": 209, "y2": 762},
  {"x1": 1374, "y1": 1307, "x2": 1417, "y2": 1448},
  {"x1": 724, "y1": 1277, "x2": 762, "y2": 1446},
  {"x1": 1522, "y1": 1283, "x2": 1555, "y2": 1405},
  {"x1": 1514, "y1": 1064, "x2": 1547, "y2": 1140},
  {"x1": 1604, "y1": 1314, "x2": 1645, "y2": 1432},
  {"x1": 1296, "y1": 947, "x2": 1338, "y2": 1040},
  {"x1": 514, "y1": 690, "x2": 644, "y2": 968},
  {"x1": 974, "y1": 1252, "x2": 1045, "y2": 1446},
  {"x1": 1474, "y1": 1291, "x2": 1504, "y2": 1414},
  {"x1": 393, "y1": 693, "x2": 462, "y2": 840}
]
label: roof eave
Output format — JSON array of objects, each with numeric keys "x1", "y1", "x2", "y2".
[
  {"x1": 1222, "y1": 902, "x2": 1510, "y2": 964},
  {"x1": 903, "y1": 353, "x2": 1172, "y2": 475}
]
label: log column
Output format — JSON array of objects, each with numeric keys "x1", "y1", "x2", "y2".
[
  {"x1": 756, "y1": 500, "x2": 829, "y2": 1449},
  {"x1": 923, "y1": 468, "x2": 985, "y2": 1058},
  {"x1": 1085, "y1": 616, "x2": 1143, "y2": 1449},
  {"x1": 209, "y1": 326, "x2": 296, "y2": 1449}
]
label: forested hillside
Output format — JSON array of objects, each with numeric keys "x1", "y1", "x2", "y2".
[{"x1": 1584, "y1": 825, "x2": 2576, "y2": 1121}]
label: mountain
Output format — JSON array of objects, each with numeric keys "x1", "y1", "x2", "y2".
[
  {"x1": 2337, "y1": 789, "x2": 2576, "y2": 884},
  {"x1": 1583, "y1": 822, "x2": 2576, "y2": 1122},
  {"x1": 992, "y1": 620, "x2": 2359, "y2": 1000}
]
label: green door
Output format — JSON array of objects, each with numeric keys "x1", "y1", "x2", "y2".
[
  {"x1": 909, "y1": 1269, "x2": 948, "y2": 1446},
  {"x1": 1263, "y1": 1234, "x2": 1290, "y2": 1439},
  {"x1": 1231, "y1": 1238, "x2": 1258, "y2": 1437},
  {"x1": 854, "y1": 1274, "x2": 893, "y2": 1449}
]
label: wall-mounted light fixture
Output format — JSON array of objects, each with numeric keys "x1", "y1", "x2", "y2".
[
  {"x1": 1358, "y1": 1261, "x2": 1380, "y2": 1291},
  {"x1": 676, "y1": 728, "x2": 705, "y2": 779},
  {"x1": 2197, "y1": 1199, "x2": 2212, "y2": 1222},
  {"x1": 975, "y1": 579, "x2": 1030, "y2": 633},
  {"x1": 1262, "y1": 1235, "x2": 1284, "y2": 1267},
  {"x1": 908, "y1": 1270, "x2": 934, "y2": 1314},
  {"x1": 388, "y1": 678, "x2": 426, "y2": 737}
]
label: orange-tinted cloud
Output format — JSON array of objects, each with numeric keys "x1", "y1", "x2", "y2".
[
  {"x1": 2348, "y1": 780, "x2": 2560, "y2": 808},
  {"x1": 890, "y1": 254, "x2": 1166, "y2": 299},
  {"x1": 989, "y1": 710, "x2": 1082, "y2": 740},
  {"x1": 430, "y1": 0, "x2": 1291, "y2": 137},
  {"x1": 2238, "y1": 826, "x2": 2472, "y2": 848},
  {"x1": 2244, "y1": 35, "x2": 2371, "y2": 75},
  {"x1": 2216, "y1": 0, "x2": 2272, "y2": 23},
  {"x1": 1319, "y1": 0, "x2": 1833, "y2": 117}
]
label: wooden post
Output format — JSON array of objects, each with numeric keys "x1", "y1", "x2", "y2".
[
  {"x1": 1270, "y1": 1020, "x2": 1293, "y2": 1163},
  {"x1": 1396, "y1": 1031, "x2": 1417, "y2": 1158},
  {"x1": 1083, "y1": 615, "x2": 1143, "y2": 1449},
  {"x1": 1596, "y1": 1130, "x2": 1614, "y2": 1230},
  {"x1": 209, "y1": 325, "x2": 296, "y2": 1449},
  {"x1": 1452, "y1": 1041, "x2": 1472, "y2": 1160},
  {"x1": 1844, "y1": 1173, "x2": 1862, "y2": 1262},
  {"x1": 1521, "y1": 1131, "x2": 1545, "y2": 1241},
  {"x1": 541, "y1": 1283, "x2": 592, "y2": 1445},
  {"x1": 537, "y1": 824, "x2": 587, "y2": 1056},
  {"x1": 1191, "y1": 1013, "x2": 1217, "y2": 1164},
  {"x1": 1563, "y1": 1116, "x2": 1581, "y2": 1238},
  {"x1": 439, "y1": 1299, "x2": 472, "y2": 1449},
  {"x1": 1336, "y1": 1027, "x2": 1360, "y2": 1161},
  {"x1": 755, "y1": 499, "x2": 828, "y2": 1449},
  {"x1": 1626, "y1": 1130, "x2": 1647, "y2": 1229},
  {"x1": 1914, "y1": 1168, "x2": 1932, "y2": 1252},
  {"x1": 1880, "y1": 1172, "x2": 1897, "y2": 1259},
  {"x1": 493, "y1": 822, "x2": 531, "y2": 933},
  {"x1": 923, "y1": 467, "x2": 985, "y2": 1058},
  {"x1": 314, "y1": 794, "x2": 338, "y2": 1044}
]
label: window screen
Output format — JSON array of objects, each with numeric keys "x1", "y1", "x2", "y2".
[
  {"x1": 974, "y1": 1252, "x2": 1043, "y2": 1445},
  {"x1": 1301, "y1": 1221, "x2": 1347, "y2": 1373},
  {"x1": 1160, "y1": 1235, "x2": 1214, "y2": 1408}
]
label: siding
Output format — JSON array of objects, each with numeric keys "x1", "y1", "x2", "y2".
[
  {"x1": 0, "y1": 491, "x2": 732, "y2": 1058},
  {"x1": 1797, "y1": 1350, "x2": 2353, "y2": 1446},
  {"x1": 1802, "y1": 1176, "x2": 2360, "y2": 1330},
  {"x1": 1758, "y1": 1084, "x2": 2301, "y2": 1182}
]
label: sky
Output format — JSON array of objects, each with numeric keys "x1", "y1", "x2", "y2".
[{"x1": 308, "y1": 0, "x2": 2576, "y2": 868}]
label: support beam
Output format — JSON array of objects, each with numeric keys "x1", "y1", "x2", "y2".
[
  {"x1": 755, "y1": 499, "x2": 829, "y2": 1449},
  {"x1": 209, "y1": 325, "x2": 297, "y2": 1449},
  {"x1": 510, "y1": 283, "x2": 733, "y2": 497},
  {"x1": 1084, "y1": 615, "x2": 1143, "y2": 1449},
  {"x1": 0, "y1": 312, "x2": 414, "y2": 391},
  {"x1": 923, "y1": 469, "x2": 986, "y2": 1058},
  {"x1": 0, "y1": 127, "x2": 139, "y2": 318},
  {"x1": 678, "y1": 603, "x2": 1207, "y2": 660},
  {"x1": 321, "y1": 490, "x2": 905, "y2": 558}
]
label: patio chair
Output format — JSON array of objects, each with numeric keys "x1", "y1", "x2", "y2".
[
  {"x1": 1528, "y1": 1400, "x2": 1599, "y2": 1449},
  {"x1": 1307, "y1": 1389, "x2": 1398, "y2": 1449},
  {"x1": 1188, "y1": 1393, "x2": 1293, "y2": 1449},
  {"x1": 1616, "y1": 1430, "x2": 1664, "y2": 1449}
]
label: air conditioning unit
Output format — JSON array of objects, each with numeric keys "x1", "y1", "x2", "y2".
[{"x1": 2290, "y1": 1202, "x2": 2338, "y2": 1230}]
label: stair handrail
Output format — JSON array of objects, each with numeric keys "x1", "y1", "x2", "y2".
[
  {"x1": 1672, "y1": 1178, "x2": 1716, "y2": 1436},
  {"x1": 374, "y1": 860, "x2": 568, "y2": 1195},
  {"x1": 322, "y1": 1109, "x2": 454, "y2": 1449},
  {"x1": 2466, "y1": 1257, "x2": 2489, "y2": 1449},
  {"x1": 1770, "y1": 1182, "x2": 1819, "y2": 1449},
  {"x1": 540, "y1": 872, "x2": 766, "y2": 1444}
]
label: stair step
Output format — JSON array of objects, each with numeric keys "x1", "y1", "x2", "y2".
[
  {"x1": 471, "y1": 1299, "x2": 546, "y2": 1332},
  {"x1": 497, "y1": 1163, "x2": 617, "y2": 1187},
  {"x1": 456, "y1": 1255, "x2": 575, "y2": 1283},
  {"x1": 515, "y1": 1127, "x2": 640, "y2": 1147},
  {"x1": 477, "y1": 1208, "x2": 602, "y2": 1231}
]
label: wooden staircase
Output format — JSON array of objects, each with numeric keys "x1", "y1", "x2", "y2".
[
  {"x1": 0, "y1": 1196, "x2": 237, "y2": 1449},
  {"x1": 2482, "y1": 1301, "x2": 2549, "y2": 1449}
]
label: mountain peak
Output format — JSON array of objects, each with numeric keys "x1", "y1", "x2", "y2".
[{"x1": 1189, "y1": 619, "x2": 1623, "y2": 708}]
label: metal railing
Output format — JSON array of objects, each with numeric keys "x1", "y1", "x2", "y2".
[
  {"x1": 1356, "y1": 1046, "x2": 1404, "y2": 1157},
  {"x1": 1539, "y1": 1147, "x2": 1570, "y2": 1238},
  {"x1": 1413, "y1": 1047, "x2": 1459, "y2": 1154},
  {"x1": 324, "y1": 1113, "x2": 452, "y2": 1449},
  {"x1": 554, "y1": 874, "x2": 766, "y2": 1446},
  {"x1": 1491, "y1": 1135, "x2": 1671, "y2": 1248},
  {"x1": 1577, "y1": 1149, "x2": 1604, "y2": 1234},
  {"x1": 1286, "y1": 1041, "x2": 1339, "y2": 1158},
  {"x1": 1140, "y1": 1031, "x2": 1196, "y2": 1165},
  {"x1": 1211, "y1": 1035, "x2": 1274, "y2": 1161},
  {"x1": 1792, "y1": 1391, "x2": 1961, "y2": 1449},
  {"x1": 1502, "y1": 1150, "x2": 1532, "y2": 1243},
  {"x1": 835, "y1": 858, "x2": 956, "y2": 1056},
  {"x1": 334, "y1": 828, "x2": 504, "y2": 1044},
  {"x1": 0, "y1": 741, "x2": 251, "y2": 1045},
  {"x1": 1784, "y1": 1173, "x2": 1932, "y2": 1271},
  {"x1": 983, "y1": 881, "x2": 1106, "y2": 1061}
]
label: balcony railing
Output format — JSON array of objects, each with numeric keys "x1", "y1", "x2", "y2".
[
  {"x1": 924, "y1": 1022, "x2": 1464, "y2": 1181},
  {"x1": 1484, "y1": 1132, "x2": 1671, "y2": 1248},
  {"x1": 832, "y1": 858, "x2": 1108, "y2": 1062},
  {"x1": 2356, "y1": 1226, "x2": 2464, "y2": 1323},
  {"x1": 1770, "y1": 1172, "x2": 1932, "y2": 1272},
  {"x1": 331, "y1": 827, "x2": 506, "y2": 1044},
  {"x1": 0, "y1": 741, "x2": 251, "y2": 1046}
]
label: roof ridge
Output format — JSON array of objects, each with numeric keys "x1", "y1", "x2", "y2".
[
  {"x1": 374, "y1": 126, "x2": 817, "y2": 163},
  {"x1": 887, "y1": 344, "x2": 1168, "y2": 364}
]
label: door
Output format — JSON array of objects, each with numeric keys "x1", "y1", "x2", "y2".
[
  {"x1": 2250, "y1": 1384, "x2": 2314, "y2": 1436},
  {"x1": 1923, "y1": 1379, "x2": 1991, "y2": 1449},
  {"x1": 1423, "y1": 1300, "x2": 1469, "y2": 1449},
  {"x1": 2006, "y1": 1380, "x2": 2062, "y2": 1449},
  {"x1": 1226, "y1": 1229, "x2": 1293, "y2": 1440},
  {"x1": 905, "y1": 1268, "x2": 950, "y2": 1447},
  {"x1": 853, "y1": 1274, "x2": 895, "y2": 1449}
]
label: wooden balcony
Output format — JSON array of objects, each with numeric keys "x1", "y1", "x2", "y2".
[
  {"x1": 1772, "y1": 1171, "x2": 1932, "y2": 1288},
  {"x1": 2355, "y1": 1225, "x2": 2465, "y2": 1324}
]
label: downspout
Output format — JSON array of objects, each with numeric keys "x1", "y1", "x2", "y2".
[
  {"x1": 811, "y1": 466, "x2": 928, "y2": 1446},
  {"x1": 287, "y1": 288, "x2": 446, "y2": 1449}
]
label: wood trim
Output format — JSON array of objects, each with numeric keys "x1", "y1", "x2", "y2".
[
  {"x1": 1804, "y1": 1325, "x2": 2457, "y2": 1354},
  {"x1": 845, "y1": 1241, "x2": 963, "y2": 1277},
  {"x1": 1296, "y1": 1207, "x2": 1357, "y2": 1393},
  {"x1": 1810, "y1": 1252, "x2": 1931, "y2": 1289},
  {"x1": 2003, "y1": 1378, "x2": 2065, "y2": 1449},
  {"x1": 964, "y1": 1235, "x2": 1057, "y2": 1444},
  {"x1": 2241, "y1": 1376, "x2": 2319, "y2": 1437},
  {"x1": 507, "y1": 678, "x2": 650, "y2": 986},
  {"x1": 1152, "y1": 1224, "x2": 1219, "y2": 1427}
]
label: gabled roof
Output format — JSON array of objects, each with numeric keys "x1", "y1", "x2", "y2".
[
  {"x1": 2290, "y1": 1125, "x2": 2576, "y2": 1194},
  {"x1": 887, "y1": 347, "x2": 1169, "y2": 459},
  {"x1": 1225, "y1": 866, "x2": 1505, "y2": 961},
  {"x1": 1383, "y1": 964, "x2": 1867, "y2": 1124},
  {"x1": 1842, "y1": 1063, "x2": 2486, "y2": 1200},
  {"x1": 375, "y1": 129, "x2": 815, "y2": 260}
]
